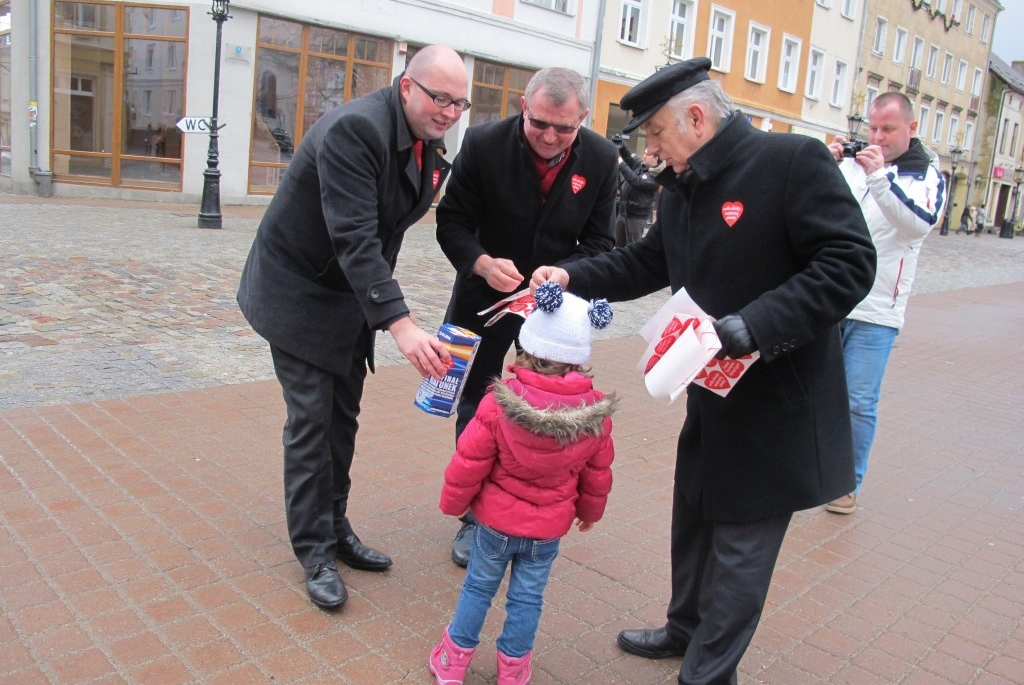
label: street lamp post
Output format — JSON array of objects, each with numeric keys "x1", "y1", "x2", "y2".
[
  {"x1": 197, "y1": 0, "x2": 231, "y2": 229},
  {"x1": 939, "y1": 146, "x2": 964, "y2": 236},
  {"x1": 999, "y1": 166, "x2": 1024, "y2": 239},
  {"x1": 846, "y1": 113, "x2": 865, "y2": 142}
]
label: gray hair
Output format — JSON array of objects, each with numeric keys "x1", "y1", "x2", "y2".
[
  {"x1": 525, "y1": 67, "x2": 590, "y2": 113},
  {"x1": 664, "y1": 80, "x2": 734, "y2": 131}
]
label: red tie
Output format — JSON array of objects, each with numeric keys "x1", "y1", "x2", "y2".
[{"x1": 412, "y1": 140, "x2": 423, "y2": 170}]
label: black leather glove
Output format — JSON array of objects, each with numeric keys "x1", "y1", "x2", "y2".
[{"x1": 713, "y1": 313, "x2": 757, "y2": 359}]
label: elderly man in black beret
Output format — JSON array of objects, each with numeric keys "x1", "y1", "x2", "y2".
[{"x1": 532, "y1": 57, "x2": 876, "y2": 684}]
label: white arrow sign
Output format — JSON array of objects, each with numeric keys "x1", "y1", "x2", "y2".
[{"x1": 176, "y1": 116, "x2": 220, "y2": 133}]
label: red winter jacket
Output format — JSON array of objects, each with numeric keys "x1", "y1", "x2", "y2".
[{"x1": 439, "y1": 366, "x2": 616, "y2": 539}]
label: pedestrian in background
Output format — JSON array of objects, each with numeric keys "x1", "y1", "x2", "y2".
[
  {"x1": 826, "y1": 91, "x2": 945, "y2": 514},
  {"x1": 531, "y1": 57, "x2": 876, "y2": 685},
  {"x1": 614, "y1": 135, "x2": 659, "y2": 247},
  {"x1": 435, "y1": 66, "x2": 617, "y2": 568},
  {"x1": 236, "y1": 45, "x2": 469, "y2": 610}
]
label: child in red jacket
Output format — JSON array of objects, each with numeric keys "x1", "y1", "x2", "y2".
[{"x1": 429, "y1": 283, "x2": 617, "y2": 685}]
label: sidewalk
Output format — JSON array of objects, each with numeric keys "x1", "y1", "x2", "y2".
[{"x1": 1, "y1": 195, "x2": 1023, "y2": 684}]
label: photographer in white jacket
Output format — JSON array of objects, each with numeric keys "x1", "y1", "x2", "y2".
[{"x1": 826, "y1": 92, "x2": 946, "y2": 514}]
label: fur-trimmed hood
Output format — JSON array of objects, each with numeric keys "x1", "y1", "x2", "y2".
[{"x1": 491, "y1": 379, "x2": 618, "y2": 446}]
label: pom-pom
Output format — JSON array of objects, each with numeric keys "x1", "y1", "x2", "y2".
[
  {"x1": 534, "y1": 281, "x2": 564, "y2": 313},
  {"x1": 588, "y1": 299, "x2": 613, "y2": 330}
]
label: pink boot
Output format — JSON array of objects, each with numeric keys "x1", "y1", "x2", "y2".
[
  {"x1": 496, "y1": 650, "x2": 533, "y2": 685},
  {"x1": 428, "y1": 628, "x2": 475, "y2": 685}
]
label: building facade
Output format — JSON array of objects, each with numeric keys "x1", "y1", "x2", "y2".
[
  {"x1": 852, "y1": 0, "x2": 1002, "y2": 231},
  {"x1": 981, "y1": 55, "x2": 1024, "y2": 232},
  {"x1": 0, "y1": 0, "x2": 1014, "y2": 210},
  {"x1": 0, "y1": 0, "x2": 601, "y2": 202}
]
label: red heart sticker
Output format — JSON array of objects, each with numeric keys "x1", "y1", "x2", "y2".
[
  {"x1": 717, "y1": 359, "x2": 745, "y2": 378},
  {"x1": 721, "y1": 201, "x2": 744, "y2": 227},
  {"x1": 570, "y1": 175, "x2": 586, "y2": 194},
  {"x1": 704, "y1": 370, "x2": 733, "y2": 390},
  {"x1": 644, "y1": 353, "x2": 662, "y2": 374}
]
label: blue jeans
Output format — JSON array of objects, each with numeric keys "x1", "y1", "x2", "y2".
[
  {"x1": 841, "y1": 319, "x2": 898, "y2": 493},
  {"x1": 448, "y1": 522, "x2": 560, "y2": 658}
]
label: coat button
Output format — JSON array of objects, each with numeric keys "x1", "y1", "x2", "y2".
[
  {"x1": 369, "y1": 288, "x2": 380, "y2": 300},
  {"x1": 772, "y1": 345, "x2": 781, "y2": 355}
]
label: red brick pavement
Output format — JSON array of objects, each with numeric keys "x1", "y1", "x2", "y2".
[{"x1": 1, "y1": 284, "x2": 1021, "y2": 684}]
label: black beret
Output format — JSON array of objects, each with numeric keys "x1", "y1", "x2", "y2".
[{"x1": 619, "y1": 57, "x2": 712, "y2": 133}]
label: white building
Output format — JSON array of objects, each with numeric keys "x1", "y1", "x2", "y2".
[{"x1": 0, "y1": 0, "x2": 601, "y2": 203}]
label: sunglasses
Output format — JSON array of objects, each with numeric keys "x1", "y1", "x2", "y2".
[
  {"x1": 409, "y1": 76, "x2": 472, "y2": 112},
  {"x1": 526, "y1": 115, "x2": 580, "y2": 135}
]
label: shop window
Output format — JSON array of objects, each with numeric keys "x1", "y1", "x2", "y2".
[
  {"x1": 51, "y1": 1, "x2": 187, "y2": 190},
  {"x1": 1, "y1": 1, "x2": 11, "y2": 176},
  {"x1": 248, "y1": 16, "x2": 393, "y2": 194},
  {"x1": 468, "y1": 60, "x2": 535, "y2": 126}
]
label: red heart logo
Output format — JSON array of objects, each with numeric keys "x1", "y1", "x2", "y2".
[
  {"x1": 717, "y1": 359, "x2": 744, "y2": 378},
  {"x1": 571, "y1": 175, "x2": 586, "y2": 194},
  {"x1": 721, "y1": 201, "x2": 744, "y2": 227},
  {"x1": 704, "y1": 370, "x2": 732, "y2": 389},
  {"x1": 644, "y1": 354, "x2": 662, "y2": 374}
]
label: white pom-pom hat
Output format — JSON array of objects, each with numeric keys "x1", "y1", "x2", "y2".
[{"x1": 519, "y1": 282, "x2": 613, "y2": 365}]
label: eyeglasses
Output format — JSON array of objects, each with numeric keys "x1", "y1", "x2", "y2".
[
  {"x1": 526, "y1": 115, "x2": 580, "y2": 135},
  {"x1": 409, "y1": 76, "x2": 472, "y2": 112}
]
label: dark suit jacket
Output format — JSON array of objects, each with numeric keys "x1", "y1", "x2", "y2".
[
  {"x1": 436, "y1": 115, "x2": 617, "y2": 326},
  {"x1": 565, "y1": 113, "x2": 877, "y2": 522},
  {"x1": 237, "y1": 80, "x2": 451, "y2": 375}
]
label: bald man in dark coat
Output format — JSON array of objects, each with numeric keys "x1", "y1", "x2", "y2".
[{"x1": 238, "y1": 45, "x2": 469, "y2": 610}]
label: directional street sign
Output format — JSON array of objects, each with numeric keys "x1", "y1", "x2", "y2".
[{"x1": 176, "y1": 116, "x2": 219, "y2": 133}]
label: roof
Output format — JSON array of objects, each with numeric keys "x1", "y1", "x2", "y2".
[{"x1": 989, "y1": 53, "x2": 1024, "y2": 94}]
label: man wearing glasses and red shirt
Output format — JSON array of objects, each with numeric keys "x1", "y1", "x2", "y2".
[
  {"x1": 435, "y1": 67, "x2": 618, "y2": 567},
  {"x1": 238, "y1": 45, "x2": 470, "y2": 610}
]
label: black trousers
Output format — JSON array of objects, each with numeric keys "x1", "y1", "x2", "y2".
[
  {"x1": 270, "y1": 337, "x2": 368, "y2": 570},
  {"x1": 665, "y1": 480, "x2": 791, "y2": 685}
]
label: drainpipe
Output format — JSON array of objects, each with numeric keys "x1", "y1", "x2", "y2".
[
  {"x1": 587, "y1": 0, "x2": 607, "y2": 129},
  {"x1": 29, "y1": 0, "x2": 53, "y2": 196}
]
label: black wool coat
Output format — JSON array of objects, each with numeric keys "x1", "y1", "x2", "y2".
[
  {"x1": 566, "y1": 113, "x2": 877, "y2": 522},
  {"x1": 237, "y1": 80, "x2": 451, "y2": 375},
  {"x1": 437, "y1": 115, "x2": 617, "y2": 324}
]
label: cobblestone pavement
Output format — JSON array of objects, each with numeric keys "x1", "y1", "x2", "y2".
[{"x1": 2, "y1": 194, "x2": 1023, "y2": 410}]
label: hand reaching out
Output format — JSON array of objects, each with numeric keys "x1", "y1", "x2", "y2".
[{"x1": 387, "y1": 316, "x2": 452, "y2": 379}]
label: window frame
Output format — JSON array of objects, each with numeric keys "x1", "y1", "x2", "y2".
[
  {"x1": 744, "y1": 22, "x2": 770, "y2": 84},
  {"x1": 707, "y1": 5, "x2": 735, "y2": 73},
  {"x1": 941, "y1": 52, "x2": 954, "y2": 85},
  {"x1": 618, "y1": 0, "x2": 644, "y2": 47},
  {"x1": 668, "y1": 0, "x2": 695, "y2": 60},
  {"x1": 872, "y1": 16, "x2": 888, "y2": 56},
  {"x1": 805, "y1": 46, "x2": 825, "y2": 100},
  {"x1": 830, "y1": 58, "x2": 848, "y2": 108},
  {"x1": 778, "y1": 34, "x2": 801, "y2": 93}
]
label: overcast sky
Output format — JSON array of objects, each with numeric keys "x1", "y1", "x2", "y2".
[{"x1": 990, "y1": 2, "x2": 1022, "y2": 64}]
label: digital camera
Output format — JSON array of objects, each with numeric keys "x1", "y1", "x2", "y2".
[
  {"x1": 841, "y1": 140, "x2": 867, "y2": 158},
  {"x1": 612, "y1": 133, "x2": 629, "y2": 146}
]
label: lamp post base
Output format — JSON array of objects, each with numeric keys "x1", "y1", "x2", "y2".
[{"x1": 198, "y1": 168, "x2": 222, "y2": 229}]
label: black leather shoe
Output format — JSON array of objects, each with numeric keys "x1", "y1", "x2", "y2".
[
  {"x1": 451, "y1": 520, "x2": 475, "y2": 568},
  {"x1": 617, "y1": 627, "x2": 687, "y2": 659},
  {"x1": 337, "y1": 518, "x2": 392, "y2": 571},
  {"x1": 306, "y1": 563, "x2": 347, "y2": 609}
]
